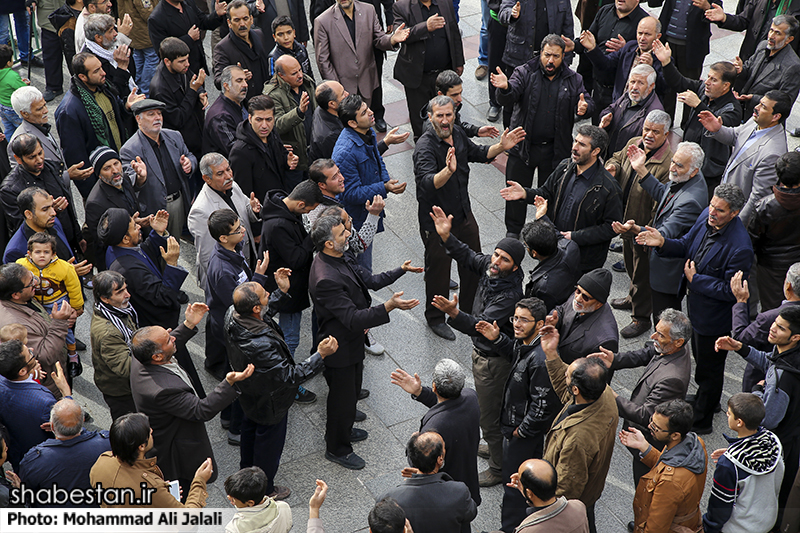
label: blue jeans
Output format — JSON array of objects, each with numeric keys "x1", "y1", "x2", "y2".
[
  {"x1": 479, "y1": 0, "x2": 490, "y2": 66},
  {"x1": 43, "y1": 295, "x2": 75, "y2": 346},
  {"x1": 0, "y1": 104, "x2": 22, "y2": 139},
  {"x1": 131, "y1": 47, "x2": 158, "y2": 96},
  {"x1": 279, "y1": 311, "x2": 302, "y2": 356},
  {"x1": 0, "y1": 12, "x2": 31, "y2": 61}
]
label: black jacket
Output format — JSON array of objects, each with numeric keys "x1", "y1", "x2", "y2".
[
  {"x1": 525, "y1": 238, "x2": 582, "y2": 311},
  {"x1": 202, "y1": 94, "x2": 247, "y2": 157},
  {"x1": 213, "y1": 28, "x2": 272, "y2": 104},
  {"x1": 148, "y1": 0, "x2": 223, "y2": 77},
  {"x1": 553, "y1": 295, "x2": 619, "y2": 364},
  {"x1": 308, "y1": 107, "x2": 342, "y2": 161},
  {"x1": 524, "y1": 159, "x2": 623, "y2": 272},
  {"x1": 49, "y1": 4, "x2": 81, "y2": 73},
  {"x1": 259, "y1": 191, "x2": 314, "y2": 313},
  {"x1": 496, "y1": 60, "x2": 592, "y2": 169},
  {"x1": 149, "y1": 62, "x2": 205, "y2": 157},
  {"x1": 749, "y1": 185, "x2": 800, "y2": 271},
  {"x1": 717, "y1": 0, "x2": 800, "y2": 60},
  {"x1": 84, "y1": 177, "x2": 139, "y2": 270},
  {"x1": 229, "y1": 121, "x2": 291, "y2": 202},
  {"x1": 649, "y1": 0, "x2": 721, "y2": 70},
  {"x1": 224, "y1": 307, "x2": 324, "y2": 425}
]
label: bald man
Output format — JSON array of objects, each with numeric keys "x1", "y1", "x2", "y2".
[
  {"x1": 265, "y1": 55, "x2": 318, "y2": 175},
  {"x1": 19, "y1": 399, "x2": 112, "y2": 505},
  {"x1": 507, "y1": 459, "x2": 590, "y2": 532}
]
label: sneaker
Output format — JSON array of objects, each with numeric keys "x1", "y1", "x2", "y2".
[
  {"x1": 358, "y1": 388, "x2": 370, "y2": 400},
  {"x1": 487, "y1": 105, "x2": 501, "y2": 122},
  {"x1": 475, "y1": 65, "x2": 488, "y2": 80},
  {"x1": 365, "y1": 341, "x2": 385, "y2": 356},
  {"x1": 325, "y1": 450, "x2": 366, "y2": 470},
  {"x1": 609, "y1": 241, "x2": 623, "y2": 253},
  {"x1": 350, "y1": 428, "x2": 369, "y2": 442},
  {"x1": 227, "y1": 431, "x2": 241, "y2": 446},
  {"x1": 477, "y1": 443, "x2": 490, "y2": 459},
  {"x1": 295, "y1": 385, "x2": 317, "y2": 404},
  {"x1": 620, "y1": 319, "x2": 651, "y2": 339},
  {"x1": 612, "y1": 260, "x2": 626, "y2": 272},
  {"x1": 429, "y1": 322, "x2": 456, "y2": 341},
  {"x1": 355, "y1": 409, "x2": 367, "y2": 422},
  {"x1": 478, "y1": 468, "x2": 502, "y2": 487},
  {"x1": 268, "y1": 485, "x2": 291, "y2": 500}
]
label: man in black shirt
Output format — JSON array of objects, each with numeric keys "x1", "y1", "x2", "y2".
[{"x1": 413, "y1": 94, "x2": 525, "y2": 341}]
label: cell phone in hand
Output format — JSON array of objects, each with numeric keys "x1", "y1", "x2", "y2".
[{"x1": 168, "y1": 480, "x2": 180, "y2": 501}]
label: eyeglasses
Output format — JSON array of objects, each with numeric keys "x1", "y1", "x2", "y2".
[
  {"x1": 648, "y1": 415, "x2": 669, "y2": 434},
  {"x1": 225, "y1": 221, "x2": 246, "y2": 236},
  {"x1": 24, "y1": 275, "x2": 40, "y2": 289},
  {"x1": 509, "y1": 316, "x2": 534, "y2": 325},
  {"x1": 574, "y1": 287, "x2": 594, "y2": 302}
]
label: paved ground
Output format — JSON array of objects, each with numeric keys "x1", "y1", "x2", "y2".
[{"x1": 10, "y1": 0, "x2": 800, "y2": 530}]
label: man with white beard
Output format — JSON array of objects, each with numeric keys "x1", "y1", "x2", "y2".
[{"x1": 624, "y1": 142, "x2": 708, "y2": 324}]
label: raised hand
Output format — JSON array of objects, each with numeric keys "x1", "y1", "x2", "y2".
[
  {"x1": 317, "y1": 336, "x2": 338, "y2": 357},
  {"x1": 274, "y1": 267, "x2": 291, "y2": 293},
  {"x1": 390, "y1": 23, "x2": 410, "y2": 45},
  {"x1": 52, "y1": 196, "x2": 69, "y2": 213},
  {"x1": 627, "y1": 143, "x2": 648, "y2": 174},
  {"x1": 426, "y1": 15, "x2": 446, "y2": 31},
  {"x1": 579, "y1": 30, "x2": 596, "y2": 51},
  {"x1": 733, "y1": 56, "x2": 743, "y2": 73},
  {"x1": 309, "y1": 480, "x2": 329, "y2": 513},
  {"x1": 386, "y1": 291, "x2": 420, "y2": 312},
  {"x1": 159, "y1": 236, "x2": 181, "y2": 266},
  {"x1": 151, "y1": 209, "x2": 170, "y2": 234},
  {"x1": 127, "y1": 86, "x2": 145, "y2": 109},
  {"x1": 619, "y1": 427, "x2": 648, "y2": 451},
  {"x1": 605, "y1": 34, "x2": 626, "y2": 52},
  {"x1": 131, "y1": 156, "x2": 147, "y2": 181},
  {"x1": 113, "y1": 43, "x2": 131, "y2": 70},
  {"x1": 384, "y1": 126, "x2": 410, "y2": 145},
  {"x1": 477, "y1": 125, "x2": 500, "y2": 138},
  {"x1": 287, "y1": 149, "x2": 299, "y2": 170},
  {"x1": 390, "y1": 368, "x2": 423, "y2": 396},
  {"x1": 190, "y1": 69, "x2": 206, "y2": 91},
  {"x1": 67, "y1": 257, "x2": 93, "y2": 277},
  {"x1": 715, "y1": 336, "x2": 742, "y2": 353},
  {"x1": 401, "y1": 260, "x2": 424, "y2": 273},
  {"x1": 710, "y1": 448, "x2": 728, "y2": 463},
  {"x1": 429, "y1": 205, "x2": 453, "y2": 239},
  {"x1": 499, "y1": 180, "x2": 525, "y2": 201},
  {"x1": 545, "y1": 309, "x2": 559, "y2": 327},
  {"x1": 51, "y1": 299, "x2": 74, "y2": 320},
  {"x1": 214, "y1": 0, "x2": 228, "y2": 17},
  {"x1": 184, "y1": 302, "x2": 209, "y2": 328},
  {"x1": 299, "y1": 91, "x2": 310, "y2": 113},
  {"x1": 501, "y1": 126, "x2": 526, "y2": 149},
  {"x1": 249, "y1": 192, "x2": 261, "y2": 214},
  {"x1": 254, "y1": 251, "x2": 269, "y2": 275},
  {"x1": 599, "y1": 112, "x2": 612, "y2": 129},
  {"x1": 117, "y1": 13, "x2": 133, "y2": 35},
  {"x1": 730, "y1": 270, "x2": 749, "y2": 303},
  {"x1": 587, "y1": 346, "x2": 614, "y2": 368},
  {"x1": 475, "y1": 320, "x2": 500, "y2": 341},
  {"x1": 194, "y1": 458, "x2": 214, "y2": 482},
  {"x1": 445, "y1": 146, "x2": 457, "y2": 174},
  {"x1": 510, "y1": 1, "x2": 520, "y2": 18},
  {"x1": 651, "y1": 39, "x2": 671, "y2": 65},
  {"x1": 635, "y1": 225, "x2": 664, "y2": 248},
  {"x1": 533, "y1": 195, "x2": 548, "y2": 220},
  {"x1": 611, "y1": 219, "x2": 636, "y2": 235},
  {"x1": 561, "y1": 34, "x2": 575, "y2": 52},
  {"x1": 366, "y1": 194, "x2": 386, "y2": 215},
  {"x1": 677, "y1": 90, "x2": 701, "y2": 108},
  {"x1": 539, "y1": 324, "x2": 560, "y2": 359},
  {"x1": 490, "y1": 67, "x2": 508, "y2": 90},
  {"x1": 705, "y1": 2, "x2": 725, "y2": 22},
  {"x1": 52, "y1": 361, "x2": 71, "y2": 398},
  {"x1": 226, "y1": 363, "x2": 255, "y2": 384},
  {"x1": 576, "y1": 93, "x2": 589, "y2": 116},
  {"x1": 431, "y1": 293, "x2": 458, "y2": 316},
  {"x1": 384, "y1": 179, "x2": 407, "y2": 194}
]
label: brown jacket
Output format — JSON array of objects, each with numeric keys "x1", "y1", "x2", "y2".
[
  {"x1": 515, "y1": 497, "x2": 590, "y2": 533},
  {"x1": 632, "y1": 437, "x2": 707, "y2": 533},
  {"x1": 118, "y1": 0, "x2": 158, "y2": 50},
  {"x1": 90, "y1": 451, "x2": 207, "y2": 508},
  {"x1": 543, "y1": 356, "x2": 619, "y2": 506},
  {"x1": 606, "y1": 136, "x2": 673, "y2": 239}
]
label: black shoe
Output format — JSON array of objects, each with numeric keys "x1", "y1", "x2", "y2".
[
  {"x1": 358, "y1": 388, "x2": 370, "y2": 400},
  {"x1": 350, "y1": 428, "x2": 369, "y2": 442},
  {"x1": 374, "y1": 118, "x2": 387, "y2": 133},
  {"x1": 487, "y1": 105, "x2": 501, "y2": 122},
  {"x1": 20, "y1": 55, "x2": 44, "y2": 68},
  {"x1": 691, "y1": 424, "x2": 714, "y2": 435},
  {"x1": 610, "y1": 297, "x2": 633, "y2": 310},
  {"x1": 177, "y1": 290, "x2": 189, "y2": 304},
  {"x1": 685, "y1": 394, "x2": 722, "y2": 413},
  {"x1": 791, "y1": 128, "x2": 800, "y2": 138},
  {"x1": 295, "y1": 385, "x2": 317, "y2": 404},
  {"x1": 449, "y1": 279, "x2": 459, "y2": 290},
  {"x1": 205, "y1": 364, "x2": 227, "y2": 381},
  {"x1": 612, "y1": 260, "x2": 626, "y2": 272},
  {"x1": 429, "y1": 322, "x2": 456, "y2": 341},
  {"x1": 355, "y1": 409, "x2": 367, "y2": 422},
  {"x1": 227, "y1": 431, "x2": 241, "y2": 446},
  {"x1": 75, "y1": 338, "x2": 87, "y2": 351},
  {"x1": 627, "y1": 521, "x2": 634, "y2": 532},
  {"x1": 68, "y1": 356, "x2": 83, "y2": 378},
  {"x1": 83, "y1": 410, "x2": 93, "y2": 423},
  {"x1": 220, "y1": 417, "x2": 231, "y2": 430},
  {"x1": 325, "y1": 450, "x2": 366, "y2": 469},
  {"x1": 609, "y1": 241, "x2": 623, "y2": 253},
  {"x1": 42, "y1": 89, "x2": 62, "y2": 102}
]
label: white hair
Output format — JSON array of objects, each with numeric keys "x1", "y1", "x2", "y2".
[
  {"x1": 10, "y1": 86, "x2": 43, "y2": 115},
  {"x1": 629, "y1": 64, "x2": 657, "y2": 87},
  {"x1": 675, "y1": 141, "x2": 705, "y2": 172}
]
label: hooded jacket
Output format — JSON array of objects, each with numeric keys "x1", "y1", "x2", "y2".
[
  {"x1": 225, "y1": 497, "x2": 293, "y2": 533},
  {"x1": 703, "y1": 428, "x2": 784, "y2": 533},
  {"x1": 229, "y1": 121, "x2": 291, "y2": 203},
  {"x1": 632, "y1": 433, "x2": 707, "y2": 533},
  {"x1": 16, "y1": 255, "x2": 83, "y2": 310},
  {"x1": 748, "y1": 185, "x2": 800, "y2": 271}
]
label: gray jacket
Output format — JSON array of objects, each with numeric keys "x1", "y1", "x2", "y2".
[
  {"x1": 738, "y1": 41, "x2": 800, "y2": 117},
  {"x1": 8, "y1": 120, "x2": 70, "y2": 187}
]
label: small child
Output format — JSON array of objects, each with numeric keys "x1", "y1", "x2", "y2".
[
  {"x1": 268, "y1": 16, "x2": 314, "y2": 81},
  {"x1": 0, "y1": 44, "x2": 30, "y2": 138},
  {"x1": 224, "y1": 467, "x2": 292, "y2": 533},
  {"x1": 0, "y1": 323, "x2": 28, "y2": 344},
  {"x1": 16, "y1": 232, "x2": 84, "y2": 363}
]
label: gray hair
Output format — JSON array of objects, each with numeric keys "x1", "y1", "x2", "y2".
[
  {"x1": 311, "y1": 214, "x2": 342, "y2": 251},
  {"x1": 773, "y1": 14, "x2": 799, "y2": 38},
  {"x1": 713, "y1": 183, "x2": 746, "y2": 212},
  {"x1": 641, "y1": 15, "x2": 662, "y2": 34},
  {"x1": 787, "y1": 262, "x2": 800, "y2": 295},
  {"x1": 84, "y1": 13, "x2": 115, "y2": 45},
  {"x1": 629, "y1": 64, "x2": 657, "y2": 87},
  {"x1": 427, "y1": 94, "x2": 455, "y2": 114},
  {"x1": 657, "y1": 308, "x2": 692, "y2": 342},
  {"x1": 50, "y1": 398, "x2": 84, "y2": 439},
  {"x1": 540, "y1": 33, "x2": 566, "y2": 51},
  {"x1": 221, "y1": 64, "x2": 244, "y2": 90},
  {"x1": 575, "y1": 124, "x2": 608, "y2": 154},
  {"x1": 645, "y1": 109, "x2": 671, "y2": 131},
  {"x1": 675, "y1": 141, "x2": 704, "y2": 173},
  {"x1": 199, "y1": 152, "x2": 227, "y2": 178},
  {"x1": 10, "y1": 86, "x2": 43, "y2": 115},
  {"x1": 431, "y1": 359, "x2": 466, "y2": 399}
]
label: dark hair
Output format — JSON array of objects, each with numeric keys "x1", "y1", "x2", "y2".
[
  {"x1": 654, "y1": 399, "x2": 694, "y2": 438},
  {"x1": 515, "y1": 297, "x2": 547, "y2": 323},
  {"x1": 338, "y1": 94, "x2": 364, "y2": 127},
  {"x1": 521, "y1": 219, "x2": 558, "y2": 257},
  {"x1": 110, "y1": 413, "x2": 151, "y2": 466},
  {"x1": 570, "y1": 357, "x2": 608, "y2": 401},
  {"x1": 309, "y1": 158, "x2": 337, "y2": 184},
  {"x1": 575, "y1": 124, "x2": 608, "y2": 154},
  {"x1": 0, "y1": 45, "x2": 12, "y2": 68},
  {"x1": 779, "y1": 305, "x2": 800, "y2": 336},
  {"x1": 709, "y1": 61, "x2": 737, "y2": 87},
  {"x1": 727, "y1": 393, "x2": 765, "y2": 430},
  {"x1": 311, "y1": 215, "x2": 342, "y2": 251},
  {"x1": 72, "y1": 51, "x2": 97, "y2": 77},
  {"x1": 27, "y1": 232, "x2": 57, "y2": 254},
  {"x1": 247, "y1": 94, "x2": 275, "y2": 115},
  {"x1": 224, "y1": 467, "x2": 269, "y2": 503},
  {"x1": 288, "y1": 179, "x2": 324, "y2": 205},
  {"x1": 233, "y1": 282, "x2": 262, "y2": 315},
  {"x1": 368, "y1": 498, "x2": 406, "y2": 533},
  {"x1": 406, "y1": 432, "x2": 443, "y2": 473},
  {"x1": 776, "y1": 152, "x2": 800, "y2": 187},
  {"x1": 17, "y1": 187, "x2": 49, "y2": 217},
  {"x1": 159, "y1": 36, "x2": 190, "y2": 61},
  {"x1": 226, "y1": 0, "x2": 249, "y2": 17},
  {"x1": 93, "y1": 270, "x2": 126, "y2": 302},
  {"x1": 519, "y1": 460, "x2": 557, "y2": 502},
  {"x1": 765, "y1": 90, "x2": 793, "y2": 123},
  {"x1": 208, "y1": 209, "x2": 240, "y2": 241},
  {"x1": 0, "y1": 263, "x2": 30, "y2": 300},
  {"x1": 540, "y1": 34, "x2": 566, "y2": 51},
  {"x1": 271, "y1": 14, "x2": 294, "y2": 34},
  {"x1": 0, "y1": 340, "x2": 26, "y2": 380},
  {"x1": 315, "y1": 82, "x2": 337, "y2": 110},
  {"x1": 130, "y1": 327, "x2": 163, "y2": 364},
  {"x1": 435, "y1": 70, "x2": 463, "y2": 95},
  {"x1": 10, "y1": 133, "x2": 41, "y2": 158}
]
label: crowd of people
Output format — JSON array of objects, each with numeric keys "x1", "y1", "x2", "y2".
[{"x1": 1, "y1": 0, "x2": 800, "y2": 530}]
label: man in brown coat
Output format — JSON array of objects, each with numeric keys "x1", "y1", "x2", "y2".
[
  {"x1": 606, "y1": 109, "x2": 673, "y2": 338},
  {"x1": 539, "y1": 324, "x2": 619, "y2": 533}
]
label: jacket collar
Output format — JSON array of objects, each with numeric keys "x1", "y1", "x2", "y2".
[{"x1": 552, "y1": 385, "x2": 616, "y2": 431}]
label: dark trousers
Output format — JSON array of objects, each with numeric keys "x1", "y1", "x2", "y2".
[
  {"x1": 41, "y1": 28, "x2": 64, "y2": 93},
  {"x1": 324, "y1": 360, "x2": 363, "y2": 456},
  {"x1": 623, "y1": 238, "x2": 652, "y2": 322},
  {"x1": 472, "y1": 349, "x2": 513, "y2": 475},
  {"x1": 691, "y1": 331, "x2": 727, "y2": 428},
  {"x1": 758, "y1": 262, "x2": 787, "y2": 312},
  {"x1": 587, "y1": 501, "x2": 597, "y2": 533},
  {"x1": 421, "y1": 213, "x2": 481, "y2": 325},
  {"x1": 505, "y1": 150, "x2": 554, "y2": 236},
  {"x1": 651, "y1": 289, "x2": 682, "y2": 325},
  {"x1": 240, "y1": 413, "x2": 288, "y2": 494},
  {"x1": 500, "y1": 433, "x2": 545, "y2": 533},
  {"x1": 221, "y1": 399, "x2": 244, "y2": 435},
  {"x1": 371, "y1": 48, "x2": 385, "y2": 121},
  {"x1": 204, "y1": 318, "x2": 229, "y2": 376},
  {"x1": 405, "y1": 71, "x2": 439, "y2": 141},
  {"x1": 175, "y1": 344, "x2": 206, "y2": 399},
  {"x1": 103, "y1": 393, "x2": 137, "y2": 421},
  {"x1": 705, "y1": 174, "x2": 722, "y2": 208},
  {"x1": 662, "y1": 40, "x2": 703, "y2": 119},
  {"x1": 487, "y1": 18, "x2": 508, "y2": 112}
]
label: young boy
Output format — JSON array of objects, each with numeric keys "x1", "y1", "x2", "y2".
[
  {"x1": 703, "y1": 393, "x2": 784, "y2": 533},
  {"x1": 0, "y1": 323, "x2": 28, "y2": 344},
  {"x1": 268, "y1": 16, "x2": 314, "y2": 80},
  {"x1": 0, "y1": 44, "x2": 30, "y2": 137},
  {"x1": 16, "y1": 233, "x2": 84, "y2": 365},
  {"x1": 224, "y1": 467, "x2": 292, "y2": 533}
]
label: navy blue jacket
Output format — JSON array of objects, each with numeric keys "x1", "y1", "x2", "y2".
[
  {"x1": 585, "y1": 41, "x2": 667, "y2": 102},
  {"x1": 0, "y1": 379, "x2": 57, "y2": 469}
]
